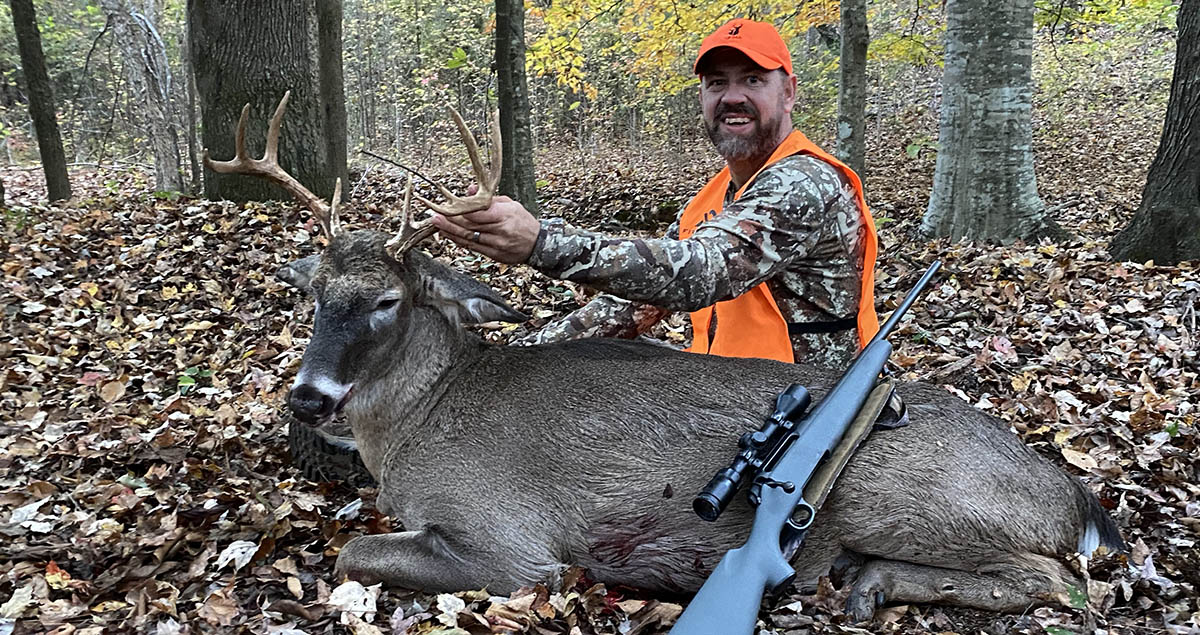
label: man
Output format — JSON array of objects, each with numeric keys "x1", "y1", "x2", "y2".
[
  {"x1": 441, "y1": 18, "x2": 879, "y2": 369},
  {"x1": 433, "y1": 19, "x2": 879, "y2": 368}
]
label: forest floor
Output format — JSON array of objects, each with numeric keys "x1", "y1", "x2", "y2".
[{"x1": 1, "y1": 48, "x2": 1198, "y2": 635}]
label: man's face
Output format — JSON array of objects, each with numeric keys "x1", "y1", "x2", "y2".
[{"x1": 698, "y1": 48, "x2": 797, "y2": 163}]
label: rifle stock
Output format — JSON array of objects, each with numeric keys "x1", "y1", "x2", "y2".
[{"x1": 667, "y1": 533, "x2": 792, "y2": 635}]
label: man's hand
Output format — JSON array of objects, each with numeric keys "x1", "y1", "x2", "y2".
[{"x1": 431, "y1": 195, "x2": 540, "y2": 264}]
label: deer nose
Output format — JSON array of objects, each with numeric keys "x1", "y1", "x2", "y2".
[{"x1": 288, "y1": 384, "x2": 336, "y2": 423}]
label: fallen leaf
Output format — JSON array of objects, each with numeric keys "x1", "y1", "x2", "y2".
[{"x1": 99, "y1": 381, "x2": 126, "y2": 403}]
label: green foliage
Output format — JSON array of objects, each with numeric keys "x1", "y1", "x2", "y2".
[
  {"x1": 445, "y1": 47, "x2": 468, "y2": 69},
  {"x1": 904, "y1": 136, "x2": 937, "y2": 159},
  {"x1": 3, "y1": 206, "x2": 33, "y2": 230},
  {"x1": 870, "y1": 32, "x2": 943, "y2": 67},
  {"x1": 176, "y1": 366, "x2": 212, "y2": 396},
  {"x1": 1065, "y1": 584, "x2": 1088, "y2": 609},
  {"x1": 1035, "y1": 0, "x2": 1178, "y2": 34}
]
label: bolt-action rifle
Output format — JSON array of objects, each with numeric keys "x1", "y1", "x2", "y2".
[{"x1": 669, "y1": 261, "x2": 942, "y2": 635}]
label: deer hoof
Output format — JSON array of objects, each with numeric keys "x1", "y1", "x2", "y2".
[{"x1": 846, "y1": 577, "x2": 887, "y2": 622}]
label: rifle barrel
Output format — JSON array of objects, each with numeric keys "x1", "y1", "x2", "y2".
[{"x1": 870, "y1": 261, "x2": 942, "y2": 346}]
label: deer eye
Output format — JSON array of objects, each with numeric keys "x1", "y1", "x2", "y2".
[{"x1": 374, "y1": 297, "x2": 399, "y2": 312}]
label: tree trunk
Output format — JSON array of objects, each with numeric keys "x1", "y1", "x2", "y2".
[
  {"x1": 921, "y1": 0, "x2": 1063, "y2": 242},
  {"x1": 836, "y1": 0, "x2": 868, "y2": 178},
  {"x1": 1109, "y1": 0, "x2": 1199, "y2": 265},
  {"x1": 495, "y1": 0, "x2": 538, "y2": 216},
  {"x1": 187, "y1": 0, "x2": 348, "y2": 202},
  {"x1": 316, "y1": 0, "x2": 348, "y2": 195},
  {"x1": 9, "y1": 0, "x2": 72, "y2": 201},
  {"x1": 101, "y1": 0, "x2": 184, "y2": 192}
]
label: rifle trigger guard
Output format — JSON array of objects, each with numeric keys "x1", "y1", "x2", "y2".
[{"x1": 788, "y1": 499, "x2": 817, "y2": 531}]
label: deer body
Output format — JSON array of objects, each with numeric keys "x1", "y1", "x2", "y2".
[{"x1": 281, "y1": 231, "x2": 1122, "y2": 618}]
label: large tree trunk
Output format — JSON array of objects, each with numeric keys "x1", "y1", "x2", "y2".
[
  {"x1": 9, "y1": 0, "x2": 72, "y2": 201},
  {"x1": 836, "y1": 0, "x2": 868, "y2": 178},
  {"x1": 101, "y1": 0, "x2": 184, "y2": 192},
  {"x1": 495, "y1": 0, "x2": 538, "y2": 216},
  {"x1": 187, "y1": 0, "x2": 348, "y2": 202},
  {"x1": 1109, "y1": 0, "x2": 1199, "y2": 265},
  {"x1": 921, "y1": 0, "x2": 1063, "y2": 242}
]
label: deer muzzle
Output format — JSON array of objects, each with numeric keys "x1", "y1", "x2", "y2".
[{"x1": 288, "y1": 377, "x2": 354, "y2": 424}]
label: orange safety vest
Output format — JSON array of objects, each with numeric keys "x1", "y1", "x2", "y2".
[{"x1": 678, "y1": 130, "x2": 879, "y2": 363}]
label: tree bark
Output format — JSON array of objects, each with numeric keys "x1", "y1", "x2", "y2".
[
  {"x1": 836, "y1": 0, "x2": 868, "y2": 178},
  {"x1": 9, "y1": 0, "x2": 72, "y2": 201},
  {"x1": 101, "y1": 0, "x2": 184, "y2": 192},
  {"x1": 1109, "y1": 0, "x2": 1199, "y2": 265},
  {"x1": 921, "y1": 0, "x2": 1063, "y2": 242},
  {"x1": 187, "y1": 0, "x2": 348, "y2": 202},
  {"x1": 495, "y1": 0, "x2": 538, "y2": 216},
  {"x1": 316, "y1": 0, "x2": 348, "y2": 197}
]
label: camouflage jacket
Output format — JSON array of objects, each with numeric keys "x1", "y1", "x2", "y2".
[{"x1": 522, "y1": 153, "x2": 872, "y2": 369}]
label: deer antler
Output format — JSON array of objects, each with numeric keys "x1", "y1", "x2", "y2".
[
  {"x1": 385, "y1": 107, "x2": 503, "y2": 258},
  {"x1": 384, "y1": 174, "x2": 431, "y2": 258},
  {"x1": 203, "y1": 91, "x2": 342, "y2": 239}
]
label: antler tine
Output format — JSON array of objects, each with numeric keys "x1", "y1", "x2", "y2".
[
  {"x1": 411, "y1": 106, "x2": 504, "y2": 217},
  {"x1": 385, "y1": 174, "x2": 436, "y2": 259},
  {"x1": 384, "y1": 107, "x2": 505, "y2": 259},
  {"x1": 328, "y1": 177, "x2": 342, "y2": 237},
  {"x1": 201, "y1": 91, "x2": 341, "y2": 240},
  {"x1": 450, "y1": 108, "x2": 488, "y2": 196},
  {"x1": 264, "y1": 90, "x2": 291, "y2": 163},
  {"x1": 234, "y1": 103, "x2": 250, "y2": 161}
]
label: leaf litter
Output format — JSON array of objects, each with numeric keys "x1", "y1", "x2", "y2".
[{"x1": 0, "y1": 96, "x2": 1197, "y2": 635}]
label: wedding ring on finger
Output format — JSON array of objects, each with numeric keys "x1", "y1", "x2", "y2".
[{"x1": 472, "y1": 231, "x2": 481, "y2": 243}]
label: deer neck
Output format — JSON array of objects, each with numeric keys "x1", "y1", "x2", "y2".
[{"x1": 342, "y1": 306, "x2": 483, "y2": 471}]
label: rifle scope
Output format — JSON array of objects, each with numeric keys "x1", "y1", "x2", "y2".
[{"x1": 693, "y1": 384, "x2": 811, "y2": 521}]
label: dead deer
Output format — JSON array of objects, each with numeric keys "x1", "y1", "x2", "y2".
[{"x1": 205, "y1": 94, "x2": 1123, "y2": 621}]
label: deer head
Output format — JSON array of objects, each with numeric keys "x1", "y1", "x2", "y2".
[{"x1": 204, "y1": 93, "x2": 525, "y2": 424}]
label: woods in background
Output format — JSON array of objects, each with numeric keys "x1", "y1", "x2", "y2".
[{"x1": 0, "y1": 0, "x2": 1194, "y2": 262}]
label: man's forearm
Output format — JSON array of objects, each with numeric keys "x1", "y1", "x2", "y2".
[
  {"x1": 529, "y1": 218, "x2": 750, "y2": 312},
  {"x1": 514, "y1": 293, "x2": 670, "y2": 346}
]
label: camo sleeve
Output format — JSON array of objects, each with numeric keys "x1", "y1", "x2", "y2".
[
  {"x1": 514, "y1": 221, "x2": 681, "y2": 346},
  {"x1": 527, "y1": 155, "x2": 834, "y2": 312},
  {"x1": 512, "y1": 295, "x2": 671, "y2": 346}
]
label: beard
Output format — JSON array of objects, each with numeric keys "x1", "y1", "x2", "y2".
[{"x1": 705, "y1": 102, "x2": 783, "y2": 162}]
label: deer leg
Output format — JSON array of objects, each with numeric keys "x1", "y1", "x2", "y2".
[
  {"x1": 335, "y1": 528, "x2": 562, "y2": 594},
  {"x1": 845, "y1": 556, "x2": 1080, "y2": 622},
  {"x1": 788, "y1": 526, "x2": 855, "y2": 593}
]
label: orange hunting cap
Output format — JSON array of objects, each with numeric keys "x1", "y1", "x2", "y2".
[{"x1": 693, "y1": 19, "x2": 793, "y2": 76}]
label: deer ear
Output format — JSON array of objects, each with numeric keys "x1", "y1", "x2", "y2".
[
  {"x1": 425, "y1": 275, "x2": 529, "y2": 325},
  {"x1": 410, "y1": 253, "x2": 529, "y2": 324},
  {"x1": 276, "y1": 254, "x2": 321, "y2": 293}
]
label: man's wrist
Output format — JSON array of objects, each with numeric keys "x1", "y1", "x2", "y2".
[
  {"x1": 527, "y1": 218, "x2": 568, "y2": 270},
  {"x1": 527, "y1": 223, "x2": 549, "y2": 265}
]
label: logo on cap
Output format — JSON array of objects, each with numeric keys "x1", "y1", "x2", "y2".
[{"x1": 728, "y1": 24, "x2": 741, "y2": 36}]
